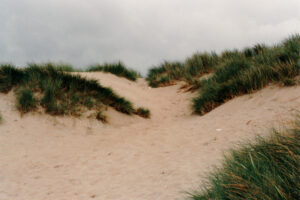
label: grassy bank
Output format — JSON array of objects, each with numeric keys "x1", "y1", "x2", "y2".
[
  {"x1": 146, "y1": 52, "x2": 217, "y2": 88},
  {"x1": 193, "y1": 35, "x2": 300, "y2": 114},
  {"x1": 189, "y1": 120, "x2": 300, "y2": 200},
  {"x1": 0, "y1": 64, "x2": 149, "y2": 119},
  {"x1": 146, "y1": 34, "x2": 300, "y2": 114},
  {"x1": 87, "y1": 62, "x2": 140, "y2": 81}
]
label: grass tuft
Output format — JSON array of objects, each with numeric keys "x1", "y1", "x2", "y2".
[
  {"x1": 96, "y1": 111, "x2": 108, "y2": 123},
  {"x1": 16, "y1": 88, "x2": 38, "y2": 113},
  {"x1": 87, "y1": 62, "x2": 140, "y2": 81},
  {"x1": 146, "y1": 61, "x2": 185, "y2": 87},
  {"x1": 0, "y1": 64, "x2": 25, "y2": 93},
  {"x1": 135, "y1": 107, "x2": 151, "y2": 118},
  {"x1": 189, "y1": 121, "x2": 300, "y2": 200},
  {"x1": 146, "y1": 53, "x2": 217, "y2": 88},
  {"x1": 283, "y1": 78, "x2": 296, "y2": 86}
]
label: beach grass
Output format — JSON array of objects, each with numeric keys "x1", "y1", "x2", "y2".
[
  {"x1": 0, "y1": 63, "x2": 149, "y2": 118},
  {"x1": 87, "y1": 62, "x2": 140, "y2": 81},
  {"x1": 16, "y1": 88, "x2": 38, "y2": 113},
  {"x1": 146, "y1": 34, "x2": 299, "y2": 115},
  {"x1": 189, "y1": 120, "x2": 300, "y2": 200},
  {"x1": 135, "y1": 107, "x2": 151, "y2": 118},
  {"x1": 96, "y1": 111, "x2": 108, "y2": 123},
  {"x1": 193, "y1": 35, "x2": 300, "y2": 114}
]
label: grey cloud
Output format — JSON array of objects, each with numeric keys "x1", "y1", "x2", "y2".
[{"x1": 0, "y1": 0, "x2": 300, "y2": 74}]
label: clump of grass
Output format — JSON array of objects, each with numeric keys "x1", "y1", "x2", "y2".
[
  {"x1": 283, "y1": 78, "x2": 296, "y2": 86},
  {"x1": 28, "y1": 62, "x2": 82, "y2": 72},
  {"x1": 0, "y1": 111, "x2": 2, "y2": 123},
  {"x1": 40, "y1": 80, "x2": 65, "y2": 115},
  {"x1": 96, "y1": 111, "x2": 108, "y2": 123},
  {"x1": 51, "y1": 63, "x2": 77, "y2": 72},
  {"x1": 135, "y1": 107, "x2": 151, "y2": 118},
  {"x1": 0, "y1": 64, "x2": 25, "y2": 93},
  {"x1": 185, "y1": 52, "x2": 218, "y2": 76},
  {"x1": 16, "y1": 88, "x2": 38, "y2": 113},
  {"x1": 87, "y1": 62, "x2": 140, "y2": 81},
  {"x1": 146, "y1": 61, "x2": 185, "y2": 87},
  {"x1": 189, "y1": 122, "x2": 300, "y2": 200},
  {"x1": 181, "y1": 78, "x2": 203, "y2": 92},
  {"x1": 146, "y1": 53, "x2": 218, "y2": 88},
  {"x1": 0, "y1": 64, "x2": 149, "y2": 118},
  {"x1": 193, "y1": 34, "x2": 300, "y2": 114}
]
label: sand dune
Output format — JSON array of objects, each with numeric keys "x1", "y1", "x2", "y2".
[{"x1": 0, "y1": 72, "x2": 299, "y2": 200}]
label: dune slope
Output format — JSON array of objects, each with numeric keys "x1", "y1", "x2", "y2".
[{"x1": 0, "y1": 72, "x2": 299, "y2": 200}]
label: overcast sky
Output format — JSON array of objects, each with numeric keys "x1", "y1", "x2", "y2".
[{"x1": 1, "y1": 0, "x2": 300, "y2": 74}]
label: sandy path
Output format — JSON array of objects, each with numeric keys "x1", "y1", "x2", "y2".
[{"x1": 0, "y1": 72, "x2": 299, "y2": 200}]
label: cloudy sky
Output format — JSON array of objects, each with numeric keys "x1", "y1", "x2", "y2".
[{"x1": 1, "y1": 0, "x2": 300, "y2": 74}]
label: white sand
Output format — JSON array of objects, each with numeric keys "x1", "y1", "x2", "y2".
[{"x1": 0, "y1": 72, "x2": 299, "y2": 200}]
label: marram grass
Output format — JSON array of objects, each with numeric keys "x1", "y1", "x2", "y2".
[
  {"x1": 135, "y1": 107, "x2": 151, "y2": 118},
  {"x1": 146, "y1": 34, "x2": 300, "y2": 114},
  {"x1": 16, "y1": 88, "x2": 38, "y2": 113},
  {"x1": 0, "y1": 63, "x2": 150, "y2": 119},
  {"x1": 193, "y1": 35, "x2": 300, "y2": 115},
  {"x1": 87, "y1": 62, "x2": 140, "y2": 81},
  {"x1": 189, "y1": 121, "x2": 300, "y2": 200}
]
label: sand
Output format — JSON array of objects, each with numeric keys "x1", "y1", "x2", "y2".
[{"x1": 0, "y1": 72, "x2": 299, "y2": 200}]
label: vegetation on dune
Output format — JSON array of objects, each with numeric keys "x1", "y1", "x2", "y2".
[
  {"x1": 16, "y1": 88, "x2": 38, "y2": 113},
  {"x1": 193, "y1": 35, "x2": 300, "y2": 114},
  {"x1": 135, "y1": 107, "x2": 151, "y2": 118},
  {"x1": 28, "y1": 62, "x2": 82, "y2": 72},
  {"x1": 146, "y1": 61, "x2": 185, "y2": 87},
  {"x1": 283, "y1": 78, "x2": 297, "y2": 86},
  {"x1": 146, "y1": 52, "x2": 218, "y2": 88},
  {"x1": 96, "y1": 111, "x2": 108, "y2": 123},
  {"x1": 0, "y1": 63, "x2": 150, "y2": 119},
  {"x1": 0, "y1": 111, "x2": 2, "y2": 123},
  {"x1": 49, "y1": 63, "x2": 80, "y2": 72},
  {"x1": 146, "y1": 34, "x2": 300, "y2": 114},
  {"x1": 0, "y1": 64, "x2": 25, "y2": 93},
  {"x1": 1, "y1": 35, "x2": 298, "y2": 118},
  {"x1": 87, "y1": 62, "x2": 140, "y2": 81},
  {"x1": 189, "y1": 121, "x2": 300, "y2": 200}
]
